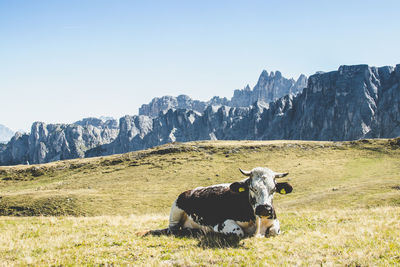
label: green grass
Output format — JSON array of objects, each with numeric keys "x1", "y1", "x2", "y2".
[{"x1": 0, "y1": 138, "x2": 400, "y2": 265}]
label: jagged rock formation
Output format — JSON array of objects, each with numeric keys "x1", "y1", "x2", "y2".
[
  {"x1": 1, "y1": 64, "x2": 400, "y2": 166},
  {"x1": 0, "y1": 124, "x2": 15, "y2": 143},
  {"x1": 0, "y1": 118, "x2": 119, "y2": 165},
  {"x1": 74, "y1": 117, "x2": 119, "y2": 129},
  {"x1": 139, "y1": 71, "x2": 307, "y2": 116},
  {"x1": 230, "y1": 72, "x2": 307, "y2": 107},
  {"x1": 138, "y1": 94, "x2": 230, "y2": 117},
  {"x1": 0, "y1": 132, "x2": 29, "y2": 165}
]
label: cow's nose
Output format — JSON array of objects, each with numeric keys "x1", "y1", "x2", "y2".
[{"x1": 255, "y1": 205, "x2": 273, "y2": 217}]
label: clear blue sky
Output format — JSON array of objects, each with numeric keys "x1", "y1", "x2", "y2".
[{"x1": 1, "y1": 0, "x2": 399, "y2": 131}]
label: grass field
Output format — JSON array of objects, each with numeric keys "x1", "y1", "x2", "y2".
[{"x1": 0, "y1": 139, "x2": 400, "y2": 265}]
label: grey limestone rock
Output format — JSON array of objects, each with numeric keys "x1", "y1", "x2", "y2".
[
  {"x1": 139, "y1": 71, "x2": 307, "y2": 116},
  {"x1": 0, "y1": 119, "x2": 119, "y2": 166},
  {"x1": 376, "y1": 64, "x2": 400, "y2": 138},
  {"x1": 255, "y1": 64, "x2": 400, "y2": 141},
  {"x1": 230, "y1": 71, "x2": 307, "y2": 107},
  {"x1": 27, "y1": 121, "x2": 119, "y2": 163},
  {"x1": 139, "y1": 95, "x2": 207, "y2": 117},
  {"x1": 0, "y1": 132, "x2": 29, "y2": 165},
  {"x1": 74, "y1": 117, "x2": 119, "y2": 129}
]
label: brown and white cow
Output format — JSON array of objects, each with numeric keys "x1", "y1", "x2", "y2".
[{"x1": 146, "y1": 167, "x2": 293, "y2": 238}]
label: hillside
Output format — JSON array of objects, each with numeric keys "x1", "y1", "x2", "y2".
[
  {"x1": 0, "y1": 139, "x2": 399, "y2": 265},
  {"x1": 1, "y1": 138, "x2": 399, "y2": 216}
]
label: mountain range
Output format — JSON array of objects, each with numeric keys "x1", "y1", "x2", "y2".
[
  {"x1": 0, "y1": 124, "x2": 14, "y2": 143},
  {"x1": 1, "y1": 64, "x2": 399, "y2": 166}
]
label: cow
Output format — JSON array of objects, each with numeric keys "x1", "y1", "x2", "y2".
[{"x1": 142, "y1": 167, "x2": 293, "y2": 238}]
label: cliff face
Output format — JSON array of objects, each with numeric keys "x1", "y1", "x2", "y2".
[
  {"x1": 1, "y1": 64, "x2": 400, "y2": 166},
  {"x1": 376, "y1": 64, "x2": 400, "y2": 138},
  {"x1": 85, "y1": 110, "x2": 203, "y2": 157},
  {"x1": 0, "y1": 118, "x2": 119, "y2": 165},
  {"x1": 253, "y1": 64, "x2": 400, "y2": 141},
  {"x1": 292, "y1": 65, "x2": 382, "y2": 140},
  {"x1": 0, "y1": 132, "x2": 29, "y2": 165}
]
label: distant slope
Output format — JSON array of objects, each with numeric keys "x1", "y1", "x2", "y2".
[
  {"x1": 1, "y1": 138, "x2": 399, "y2": 216},
  {"x1": 0, "y1": 124, "x2": 14, "y2": 143}
]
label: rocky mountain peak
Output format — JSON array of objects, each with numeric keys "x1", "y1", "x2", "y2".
[
  {"x1": 230, "y1": 69, "x2": 306, "y2": 107},
  {"x1": 139, "y1": 70, "x2": 307, "y2": 116},
  {"x1": 0, "y1": 124, "x2": 15, "y2": 143},
  {"x1": 74, "y1": 117, "x2": 119, "y2": 129}
]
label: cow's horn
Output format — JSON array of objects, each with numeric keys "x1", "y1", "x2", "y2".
[
  {"x1": 274, "y1": 172, "x2": 289, "y2": 178},
  {"x1": 239, "y1": 168, "x2": 252, "y2": 176}
]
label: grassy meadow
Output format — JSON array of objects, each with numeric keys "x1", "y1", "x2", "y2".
[{"x1": 0, "y1": 139, "x2": 400, "y2": 265}]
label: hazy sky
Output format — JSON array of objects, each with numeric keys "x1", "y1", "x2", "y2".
[{"x1": 1, "y1": 0, "x2": 400, "y2": 131}]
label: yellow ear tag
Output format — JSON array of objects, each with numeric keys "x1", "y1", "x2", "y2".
[
  {"x1": 280, "y1": 188, "x2": 286, "y2": 194},
  {"x1": 238, "y1": 187, "x2": 245, "y2": 192}
]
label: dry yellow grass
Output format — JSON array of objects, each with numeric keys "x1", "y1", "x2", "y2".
[
  {"x1": 0, "y1": 138, "x2": 399, "y2": 265},
  {"x1": 0, "y1": 207, "x2": 398, "y2": 266}
]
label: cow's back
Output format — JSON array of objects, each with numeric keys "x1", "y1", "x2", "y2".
[{"x1": 176, "y1": 185, "x2": 255, "y2": 226}]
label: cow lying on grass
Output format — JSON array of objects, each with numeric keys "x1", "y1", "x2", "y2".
[{"x1": 143, "y1": 167, "x2": 293, "y2": 238}]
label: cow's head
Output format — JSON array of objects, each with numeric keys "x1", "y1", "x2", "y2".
[{"x1": 230, "y1": 167, "x2": 293, "y2": 219}]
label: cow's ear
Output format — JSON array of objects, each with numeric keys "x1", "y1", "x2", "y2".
[
  {"x1": 276, "y1": 182, "x2": 293, "y2": 194},
  {"x1": 230, "y1": 182, "x2": 248, "y2": 193}
]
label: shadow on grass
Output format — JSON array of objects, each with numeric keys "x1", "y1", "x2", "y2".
[
  {"x1": 196, "y1": 232, "x2": 243, "y2": 248},
  {"x1": 141, "y1": 228, "x2": 244, "y2": 248},
  {"x1": 173, "y1": 229, "x2": 244, "y2": 248}
]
